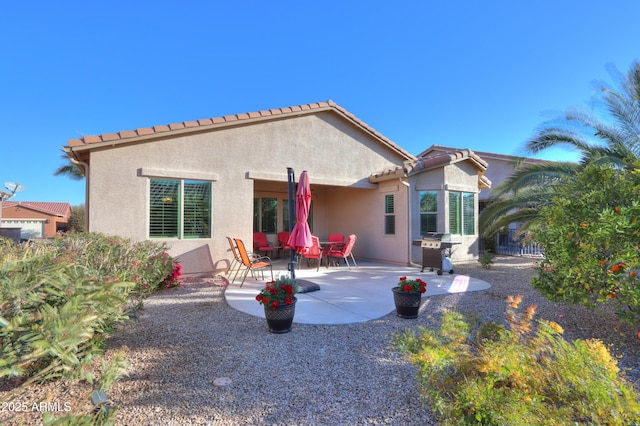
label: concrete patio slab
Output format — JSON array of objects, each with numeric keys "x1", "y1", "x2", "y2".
[{"x1": 224, "y1": 260, "x2": 491, "y2": 325}]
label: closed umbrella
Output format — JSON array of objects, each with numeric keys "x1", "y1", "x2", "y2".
[{"x1": 287, "y1": 170, "x2": 313, "y2": 255}]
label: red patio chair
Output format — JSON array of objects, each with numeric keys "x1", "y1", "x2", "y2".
[
  {"x1": 327, "y1": 234, "x2": 357, "y2": 270},
  {"x1": 303, "y1": 235, "x2": 326, "y2": 271},
  {"x1": 253, "y1": 232, "x2": 275, "y2": 257},
  {"x1": 277, "y1": 231, "x2": 292, "y2": 257},
  {"x1": 327, "y1": 233, "x2": 345, "y2": 252}
]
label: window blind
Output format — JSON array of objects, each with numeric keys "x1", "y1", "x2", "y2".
[
  {"x1": 463, "y1": 192, "x2": 475, "y2": 235},
  {"x1": 448, "y1": 192, "x2": 461, "y2": 235},
  {"x1": 149, "y1": 179, "x2": 180, "y2": 238},
  {"x1": 385, "y1": 194, "x2": 395, "y2": 234},
  {"x1": 183, "y1": 180, "x2": 211, "y2": 238}
]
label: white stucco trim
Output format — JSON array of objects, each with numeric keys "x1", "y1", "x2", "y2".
[
  {"x1": 415, "y1": 184, "x2": 445, "y2": 191},
  {"x1": 444, "y1": 183, "x2": 478, "y2": 192},
  {"x1": 138, "y1": 168, "x2": 219, "y2": 181},
  {"x1": 246, "y1": 171, "x2": 377, "y2": 189}
]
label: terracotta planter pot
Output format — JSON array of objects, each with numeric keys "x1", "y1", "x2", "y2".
[
  {"x1": 392, "y1": 287, "x2": 422, "y2": 319},
  {"x1": 263, "y1": 297, "x2": 297, "y2": 333}
]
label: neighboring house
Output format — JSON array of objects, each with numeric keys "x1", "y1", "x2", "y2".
[
  {"x1": 418, "y1": 145, "x2": 548, "y2": 209},
  {"x1": 1, "y1": 202, "x2": 72, "y2": 239},
  {"x1": 63, "y1": 101, "x2": 491, "y2": 274}
]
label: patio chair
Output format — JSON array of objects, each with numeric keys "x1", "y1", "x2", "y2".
[
  {"x1": 253, "y1": 232, "x2": 275, "y2": 257},
  {"x1": 327, "y1": 233, "x2": 345, "y2": 252},
  {"x1": 233, "y1": 238, "x2": 273, "y2": 287},
  {"x1": 277, "y1": 231, "x2": 292, "y2": 258},
  {"x1": 227, "y1": 236, "x2": 261, "y2": 283},
  {"x1": 327, "y1": 234, "x2": 358, "y2": 270},
  {"x1": 226, "y1": 236, "x2": 242, "y2": 276},
  {"x1": 302, "y1": 235, "x2": 326, "y2": 271}
]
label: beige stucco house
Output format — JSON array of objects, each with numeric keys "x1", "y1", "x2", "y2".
[{"x1": 63, "y1": 101, "x2": 491, "y2": 274}]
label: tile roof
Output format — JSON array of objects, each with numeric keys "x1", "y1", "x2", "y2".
[
  {"x1": 66, "y1": 100, "x2": 415, "y2": 161},
  {"x1": 2, "y1": 201, "x2": 71, "y2": 217},
  {"x1": 370, "y1": 149, "x2": 492, "y2": 189},
  {"x1": 418, "y1": 144, "x2": 550, "y2": 164}
]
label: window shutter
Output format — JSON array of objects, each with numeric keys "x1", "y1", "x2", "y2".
[
  {"x1": 149, "y1": 179, "x2": 180, "y2": 238},
  {"x1": 385, "y1": 194, "x2": 395, "y2": 234},
  {"x1": 448, "y1": 192, "x2": 461, "y2": 235},
  {"x1": 463, "y1": 192, "x2": 475, "y2": 235},
  {"x1": 183, "y1": 180, "x2": 211, "y2": 238}
]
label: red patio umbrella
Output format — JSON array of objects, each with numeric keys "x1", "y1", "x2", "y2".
[{"x1": 287, "y1": 170, "x2": 313, "y2": 254}]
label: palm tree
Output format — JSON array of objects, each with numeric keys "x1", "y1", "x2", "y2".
[
  {"x1": 480, "y1": 61, "x2": 640, "y2": 238},
  {"x1": 525, "y1": 61, "x2": 640, "y2": 168},
  {"x1": 54, "y1": 150, "x2": 84, "y2": 180}
]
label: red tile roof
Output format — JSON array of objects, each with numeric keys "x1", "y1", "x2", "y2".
[
  {"x1": 370, "y1": 149, "x2": 492, "y2": 189},
  {"x1": 66, "y1": 100, "x2": 415, "y2": 161},
  {"x1": 2, "y1": 202, "x2": 71, "y2": 217}
]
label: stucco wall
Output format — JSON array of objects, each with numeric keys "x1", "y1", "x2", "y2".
[{"x1": 87, "y1": 112, "x2": 409, "y2": 273}]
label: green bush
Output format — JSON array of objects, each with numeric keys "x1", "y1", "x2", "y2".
[
  {"x1": 0, "y1": 232, "x2": 181, "y2": 424},
  {"x1": 478, "y1": 251, "x2": 494, "y2": 269},
  {"x1": 393, "y1": 296, "x2": 640, "y2": 425},
  {"x1": 533, "y1": 163, "x2": 640, "y2": 323}
]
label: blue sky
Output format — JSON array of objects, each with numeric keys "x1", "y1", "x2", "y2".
[{"x1": 2, "y1": 1, "x2": 639, "y2": 206}]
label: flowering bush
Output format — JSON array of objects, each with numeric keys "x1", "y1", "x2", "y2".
[
  {"x1": 256, "y1": 276, "x2": 299, "y2": 310},
  {"x1": 160, "y1": 261, "x2": 182, "y2": 289},
  {"x1": 397, "y1": 276, "x2": 427, "y2": 293}
]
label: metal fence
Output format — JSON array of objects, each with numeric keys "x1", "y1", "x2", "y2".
[{"x1": 493, "y1": 229, "x2": 544, "y2": 256}]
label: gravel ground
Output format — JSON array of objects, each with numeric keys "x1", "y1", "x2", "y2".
[{"x1": 1, "y1": 256, "x2": 639, "y2": 425}]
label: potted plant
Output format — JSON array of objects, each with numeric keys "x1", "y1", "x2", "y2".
[
  {"x1": 256, "y1": 276, "x2": 299, "y2": 333},
  {"x1": 391, "y1": 276, "x2": 427, "y2": 319}
]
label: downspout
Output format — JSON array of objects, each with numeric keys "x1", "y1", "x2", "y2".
[
  {"x1": 69, "y1": 157, "x2": 90, "y2": 231},
  {"x1": 401, "y1": 178, "x2": 412, "y2": 266}
]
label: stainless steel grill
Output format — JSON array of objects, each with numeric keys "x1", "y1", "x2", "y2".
[{"x1": 412, "y1": 233, "x2": 459, "y2": 274}]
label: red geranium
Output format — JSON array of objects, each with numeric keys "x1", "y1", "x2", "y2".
[
  {"x1": 398, "y1": 276, "x2": 427, "y2": 293},
  {"x1": 256, "y1": 276, "x2": 299, "y2": 310}
]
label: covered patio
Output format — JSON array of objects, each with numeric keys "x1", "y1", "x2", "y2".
[{"x1": 224, "y1": 258, "x2": 491, "y2": 325}]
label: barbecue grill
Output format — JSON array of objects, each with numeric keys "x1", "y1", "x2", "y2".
[{"x1": 412, "y1": 233, "x2": 459, "y2": 275}]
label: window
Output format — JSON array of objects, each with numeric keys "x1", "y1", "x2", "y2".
[
  {"x1": 254, "y1": 198, "x2": 278, "y2": 233},
  {"x1": 150, "y1": 179, "x2": 211, "y2": 238},
  {"x1": 384, "y1": 194, "x2": 395, "y2": 235},
  {"x1": 448, "y1": 191, "x2": 475, "y2": 235},
  {"x1": 419, "y1": 191, "x2": 437, "y2": 234},
  {"x1": 282, "y1": 199, "x2": 290, "y2": 232}
]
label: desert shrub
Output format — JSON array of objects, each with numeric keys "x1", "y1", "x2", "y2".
[
  {"x1": 393, "y1": 296, "x2": 640, "y2": 425},
  {"x1": 478, "y1": 251, "x2": 494, "y2": 269},
  {"x1": 0, "y1": 232, "x2": 181, "y2": 424},
  {"x1": 0, "y1": 254, "x2": 133, "y2": 381},
  {"x1": 50, "y1": 232, "x2": 180, "y2": 310}
]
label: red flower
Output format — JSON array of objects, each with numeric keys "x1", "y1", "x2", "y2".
[
  {"x1": 399, "y1": 276, "x2": 407, "y2": 281},
  {"x1": 404, "y1": 285, "x2": 413, "y2": 292},
  {"x1": 256, "y1": 294, "x2": 263, "y2": 302},
  {"x1": 284, "y1": 296, "x2": 293, "y2": 305},
  {"x1": 271, "y1": 301, "x2": 279, "y2": 309}
]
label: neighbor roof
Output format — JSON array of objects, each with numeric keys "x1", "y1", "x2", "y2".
[
  {"x1": 65, "y1": 100, "x2": 416, "y2": 162},
  {"x1": 2, "y1": 201, "x2": 71, "y2": 217},
  {"x1": 369, "y1": 149, "x2": 492, "y2": 189},
  {"x1": 419, "y1": 144, "x2": 550, "y2": 165}
]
